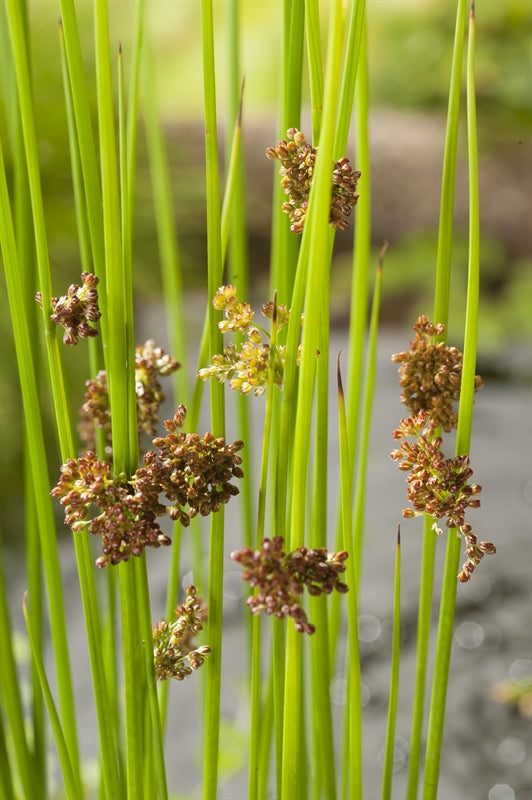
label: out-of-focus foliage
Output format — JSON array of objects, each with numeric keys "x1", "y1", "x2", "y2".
[{"x1": 368, "y1": 2, "x2": 530, "y2": 125}]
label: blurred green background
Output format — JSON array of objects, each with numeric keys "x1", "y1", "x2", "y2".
[{"x1": 1, "y1": 0, "x2": 531, "y2": 536}]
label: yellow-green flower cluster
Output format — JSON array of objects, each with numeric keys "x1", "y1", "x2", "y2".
[{"x1": 152, "y1": 585, "x2": 210, "y2": 681}]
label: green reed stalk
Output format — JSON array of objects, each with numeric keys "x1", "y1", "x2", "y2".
[
  {"x1": 22, "y1": 595, "x2": 81, "y2": 799},
  {"x1": 381, "y1": 529, "x2": 402, "y2": 800},
  {"x1": 352, "y1": 248, "x2": 384, "y2": 581},
  {"x1": 337, "y1": 356, "x2": 363, "y2": 800},
  {"x1": 303, "y1": 9, "x2": 337, "y2": 798},
  {"x1": 270, "y1": 0, "x2": 304, "y2": 303},
  {"x1": 308, "y1": 309, "x2": 337, "y2": 800},
  {"x1": 2, "y1": 9, "x2": 47, "y2": 788},
  {"x1": 142, "y1": 41, "x2": 189, "y2": 402},
  {"x1": 59, "y1": 0, "x2": 106, "y2": 301},
  {"x1": 201, "y1": 1, "x2": 226, "y2": 796},
  {"x1": 3, "y1": 3, "x2": 86, "y2": 788},
  {"x1": 94, "y1": 3, "x2": 150, "y2": 795},
  {"x1": 422, "y1": 5, "x2": 480, "y2": 797},
  {"x1": 328, "y1": 10, "x2": 369, "y2": 669},
  {"x1": 406, "y1": 3, "x2": 468, "y2": 797},
  {"x1": 281, "y1": 3, "x2": 345, "y2": 796},
  {"x1": 0, "y1": 540, "x2": 37, "y2": 800},
  {"x1": 305, "y1": 0, "x2": 323, "y2": 141},
  {"x1": 335, "y1": 0, "x2": 366, "y2": 159},
  {"x1": 225, "y1": 3, "x2": 255, "y2": 567},
  {"x1": 247, "y1": 300, "x2": 281, "y2": 798}
]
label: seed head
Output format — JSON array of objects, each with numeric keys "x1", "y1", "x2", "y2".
[
  {"x1": 153, "y1": 585, "x2": 210, "y2": 681},
  {"x1": 79, "y1": 340, "x2": 180, "y2": 452},
  {"x1": 391, "y1": 315, "x2": 483, "y2": 432},
  {"x1": 266, "y1": 128, "x2": 360, "y2": 233},
  {"x1": 231, "y1": 536, "x2": 349, "y2": 635},
  {"x1": 198, "y1": 286, "x2": 304, "y2": 396},
  {"x1": 36, "y1": 272, "x2": 101, "y2": 345}
]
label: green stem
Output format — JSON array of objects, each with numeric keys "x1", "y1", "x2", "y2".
[
  {"x1": 423, "y1": 5, "x2": 480, "y2": 797},
  {"x1": 407, "y1": 4, "x2": 467, "y2": 795},
  {"x1": 381, "y1": 530, "x2": 402, "y2": 800},
  {"x1": 337, "y1": 357, "x2": 363, "y2": 800},
  {"x1": 201, "y1": 2, "x2": 225, "y2": 797}
]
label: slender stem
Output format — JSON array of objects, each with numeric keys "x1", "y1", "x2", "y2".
[
  {"x1": 337, "y1": 357, "x2": 363, "y2": 799},
  {"x1": 407, "y1": 4, "x2": 468, "y2": 795},
  {"x1": 381, "y1": 529, "x2": 402, "y2": 800},
  {"x1": 423, "y1": 6, "x2": 480, "y2": 797},
  {"x1": 201, "y1": 2, "x2": 226, "y2": 797}
]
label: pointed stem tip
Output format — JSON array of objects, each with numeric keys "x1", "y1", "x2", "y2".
[{"x1": 336, "y1": 352, "x2": 344, "y2": 398}]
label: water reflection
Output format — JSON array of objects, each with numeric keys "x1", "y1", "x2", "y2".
[
  {"x1": 496, "y1": 737, "x2": 527, "y2": 767},
  {"x1": 488, "y1": 785, "x2": 515, "y2": 800}
]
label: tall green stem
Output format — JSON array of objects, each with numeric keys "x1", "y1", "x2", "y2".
[{"x1": 423, "y1": 5, "x2": 480, "y2": 797}]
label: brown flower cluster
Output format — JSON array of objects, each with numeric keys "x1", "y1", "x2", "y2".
[
  {"x1": 51, "y1": 450, "x2": 170, "y2": 568},
  {"x1": 52, "y1": 408, "x2": 244, "y2": 567},
  {"x1": 79, "y1": 340, "x2": 180, "y2": 452},
  {"x1": 231, "y1": 536, "x2": 349, "y2": 635},
  {"x1": 390, "y1": 316, "x2": 494, "y2": 581},
  {"x1": 391, "y1": 315, "x2": 483, "y2": 433},
  {"x1": 198, "y1": 285, "x2": 301, "y2": 396},
  {"x1": 391, "y1": 411, "x2": 495, "y2": 582},
  {"x1": 36, "y1": 272, "x2": 101, "y2": 345},
  {"x1": 152, "y1": 585, "x2": 210, "y2": 681},
  {"x1": 265, "y1": 128, "x2": 360, "y2": 233},
  {"x1": 152, "y1": 406, "x2": 244, "y2": 526}
]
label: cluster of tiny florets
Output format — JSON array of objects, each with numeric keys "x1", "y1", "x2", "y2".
[
  {"x1": 152, "y1": 585, "x2": 210, "y2": 681},
  {"x1": 390, "y1": 410, "x2": 495, "y2": 582},
  {"x1": 391, "y1": 412, "x2": 482, "y2": 531},
  {"x1": 51, "y1": 451, "x2": 170, "y2": 568},
  {"x1": 152, "y1": 406, "x2": 244, "y2": 526},
  {"x1": 391, "y1": 315, "x2": 483, "y2": 432},
  {"x1": 52, "y1": 408, "x2": 244, "y2": 567},
  {"x1": 198, "y1": 285, "x2": 301, "y2": 396},
  {"x1": 79, "y1": 340, "x2": 180, "y2": 452},
  {"x1": 230, "y1": 536, "x2": 349, "y2": 635},
  {"x1": 36, "y1": 272, "x2": 101, "y2": 345},
  {"x1": 265, "y1": 128, "x2": 360, "y2": 233}
]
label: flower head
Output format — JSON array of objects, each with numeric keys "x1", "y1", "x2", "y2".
[
  {"x1": 198, "y1": 286, "x2": 303, "y2": 396},
  {"x1": 231, "y1": 536, "x2": 348, "y2": 635},
  {"x1": 391, "y1": 315, "x2": 483, "y2": 432},
  {"x1": 79, "y1": 340, "x2": 180, "y2": 452},
  {"x1": 51, "y1": 451, "x2": 171, "y2": 568},
  {"x1": 266, "y1": 128, "x2": 360, "y2": 233},
  {"x1": 36, "y1": 272, "x2": 101, "y2": 345},
  {"x1": 153, "y1": 585, "x2": 210, "y2": 681},
  {"x1": 153, "y1": 406, "x2": 244, "y2": 525},
  {"x1": 390, "y1": 411, "x2": 495, "y2": 581},
  {"x1": 53, "y1": 407, "x2": 243, "y2": 567}
]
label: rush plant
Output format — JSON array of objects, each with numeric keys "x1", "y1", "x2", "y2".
[{"x1": 0, "y1": 1, "x2": 494, "y2": 798}]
